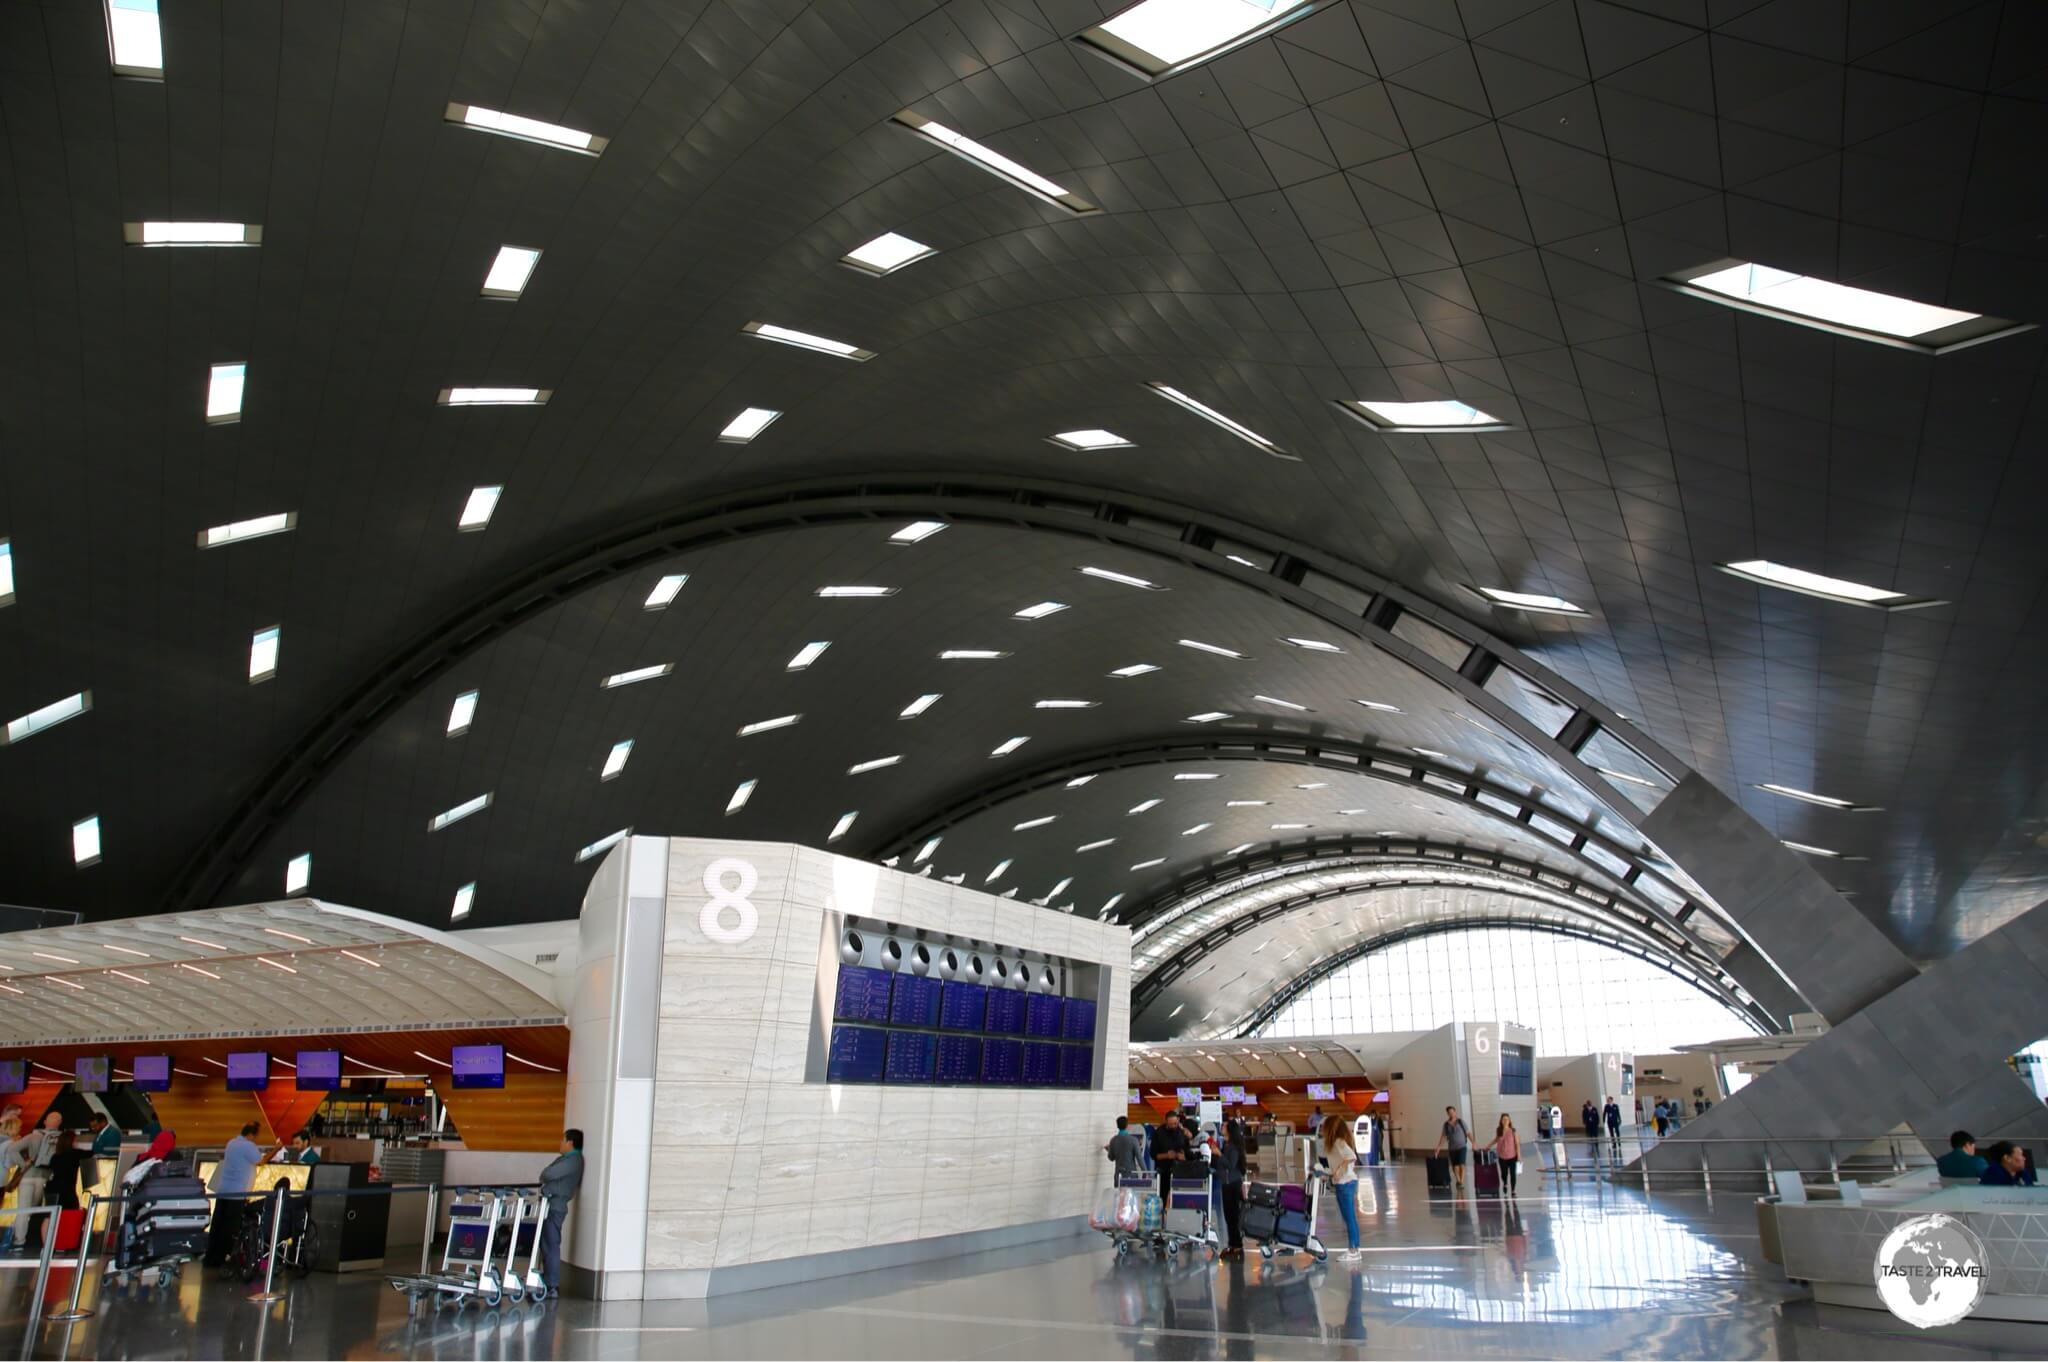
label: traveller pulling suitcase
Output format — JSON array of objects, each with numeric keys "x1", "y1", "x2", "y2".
[{"x1": 1473, "y1": 1149, "x2": 1501, "y2": 1196}]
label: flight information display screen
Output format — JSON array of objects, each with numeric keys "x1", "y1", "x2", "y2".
[
  {"x1": 983, "y1": 989, "x2": 1027, "y2": 1035},
  {"x1": 889, "y1": 974, "x2": 942, "y2": 1029},
  {"x1": 1175, "y1": 1086, "x2": 1204, "y2": 1103},
  {"x1": 834, "y1": 965, "x2": 894, "y2": 1023},
  {"x1": 981, "y1": 1037, "x2": 1024, "y2": 1085},
  {"x1": 1306, "y1": 1082, "x2": 1336, "y2": 1101},
  {"x1": 1060, "y1": 997, "x2": 1096, "y2": 1041},
  {"x1": 451, "y1": 1045, "x2": 505, "y2": 1090},
  {"x1": 296, "y1": 1050, "x2": 343, "y2": 1091},
  {"x1": 74, "y1": 1056, "x2": 111, "y2": 1093},
  {"x1": 884, "y1": 1031, "x2": 936, "y2": 1084},
  {"x1": 131, "y1": 1055, "x2": 172, "y2": 1093},
  {"x1": 1021, "y1": 1041, "x2": 1060, "y2": 1087},
  {"x1": 935, "y1": 1035, "x2": 982, "y2": 1084},
  {"x1": 1058, "y1": 1044, "x2": 1093, "y2": 1088},
  {"x1": 226, "y1": 1051, "x2": 269, "y2": 1091},
  {"x1": 827, "y1": 1026, "x2": 888, "y2": 1083},
  {"x1": 938, "y1": 981, "x2": 987, "y2": 1031},
  {"x1": 1218, "y1": 1084, "x2": 1248, "y2": 1104},
  {"x1": 0, "y1": 1061, "x2": 22, "y2": 1094},
  {"x1": 1024, "y1": 994, "x2": 1063, "y2": 1038}
]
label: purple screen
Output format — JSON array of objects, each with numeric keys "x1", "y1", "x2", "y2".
[
  {"x1": 450, "y1": 1045, "x2": 505, "y2": 1089},
  {"x1": 225, "y1": 1052, "x2": 269, "y2": 1091},
  {"x1": 75, "y1": 1056, "x2": 111, "y2": 1093},
  {"x1": 132, "y1": 1055, "x2": 172, "y2": 1092},
  {"x1": 0, "y1": 1061, "x2": 21, "y2": 1094},
  {"x1": 295, "y1": 1050, "x2": 342, "y2": 1090}
]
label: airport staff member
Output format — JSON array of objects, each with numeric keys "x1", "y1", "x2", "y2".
[
  {"x1": 538, "y1": 1129, "x2": 584, "y2": 1298},
  {"x1": 205, "y1": 1123, "x2": 265, "y2": 1267},
  {"x1": 88, "y1": 1114, "x2": 122, "y2": 1193},
  {"x1": 267, "y1": 1131, "x2": 320, "y2": 1166}
]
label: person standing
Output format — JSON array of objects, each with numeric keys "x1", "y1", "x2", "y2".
[
  {"x1": 1581, "y1": 1100, "x2": 1600, "y2": 1162},
  {"x1": 1603, "y1": 1097, "x2": 1622, "y2": 1157},
  {"x1": 86, "y1": 1115, "x2": 121, "y2": 1199},
  {"x1": 1149, "y1": 1110, "x2": 1189, "y2": 1202},
  {"x1": 1216, "y1": 1122, "x2": 1248, "y2": 1259},
  {"x1": 2, "y1": 1112, "x2": 63, "y2": 1255},
  {"x1": 1322, "y1": 1115, "x2": 1361, "y2": 1259},
  {"x1": 538, "y1": 1129, "x2": 585, "y2": 1298},
  {"x1": 1104, "y1": 1117, "x2": 1143, "y2": 1178},
  {"x1": 1653, "y1": 1099, "x2": 1669, "y2": 1139},
  {"x1": 1433, "y1": 1106, "x2": 1472, "y2": 1193},
  {"x1": 204, "y1": 1123, "x2": 264, "y2": 1268},
  {"x1": 1485, "y1": 1115, "x2": 1521, "y2": 1198}
]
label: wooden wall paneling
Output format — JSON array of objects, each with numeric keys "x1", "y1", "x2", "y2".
[
  {"x1": 437, "y1": 1074, "x2": 567, "y2": 1153},
  {"x1": 147, "y1": 1087, "x2": 265, "y2": 1146},
  {"x1": 252, "y1": 1087, "x2": 329, "y2": 1144}
]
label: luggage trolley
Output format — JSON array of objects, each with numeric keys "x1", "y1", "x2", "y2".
[
  {"x1": 1161, "y1": 1174, "x2": 1217, "y2": 1259},
  {"x1": 389, "y1": 1186, "x2": 545, "y2": 1311},
  {"x1": 1090, "y1": 1174, "x2": 1158, "y2": 1257},
  {"x1": 1242, "y1": 1170, "x2": 1328, "y2": 1263}
]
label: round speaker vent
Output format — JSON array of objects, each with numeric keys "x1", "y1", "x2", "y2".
[
  {"x1": 968, "y1": 954, "x2": 985, "y2": 978},
  {"x1": 1041, "y1": 965, "x2": 1057, "y2": 990},
  {"x1": 881, "y1": 938, "x2": 905, "y2": 971},
  {"x1": 839, "y1": 930, "x2": 865, "y2": 965},
  {"x1": 909, "y1": 943, "x2": 932, "y2": 976}
]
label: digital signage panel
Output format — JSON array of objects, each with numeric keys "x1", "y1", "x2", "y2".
[
  {"x1": 934, "y1": 1035, "x2": 982, "y2": 1085},
  {"x1": 937, "y1": 981, "x2": 987, "y2": 1031},
  {"x1": 980, "y1": 1037, "x2": 1024, "y2": 1085},
  {"x1": 1060, "y1": 997, "x2": 1097, "y2": 1041},
  {"x1": 0, "y1": 1061, "x2": 22, "y2": 1094},
  {"x1": 1175, "y1": 1085, "x2": 1204, "y2": 1104},
  {"x1": 74, "y1": 1056, "x2": 111, "y2": 1093},
  {"x1": 884, "y1": 1032, "x2": 936, "y2": 1084},
  {"x1": 131, "y1": 1055, "x2": 172, "y2": 1093},
  {"x1": 1021, "y1": 1041, "x2": 1060, "y2": 1087},
  {"x1": 827, "y1": 1026, "x2": 888, "y2": 1083},
  {"x1": 225, "y1": 1052, "x2": 270, "y2": 1091},
  {"x1": 889, "y1": 974, "x2": 942, "y2": 1029},
  {"x1": 1306, "y1": 1082, "x2": 1337, "y2": 1101},
  {"x1": 296, "y1": 1050, "x2": 343, "y2": 1091},
  {"x1": 1023, "y1": 993, "x2": 1062, "y2": 1038},
  {"x1": 983, "y1": 989, "x2": 1027, "y2": 1036},
  {"x1": 1058, "y1": 1044, "x2": 1092, "y2": 1088},
  {"x1": 1218, "y1": 1084, "x2": 1248, "y2": 1104},
  {"x1": 833, "y1": 965, "x2": 893, "y2": 1023},
  {"x1": 450, "y1": 1045, "x2": 505, "y2": 1089}
]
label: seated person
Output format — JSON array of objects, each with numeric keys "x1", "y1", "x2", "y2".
[
  {"x1": 1936, "y1": 1130, "x2": 1988, "y2": 1179},
  {"x1": 1978, "y1": 1141, "x2": 2038, "y2": 1187}
]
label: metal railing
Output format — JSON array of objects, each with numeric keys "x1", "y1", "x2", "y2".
[{"x1": 1521, "y1": 1129, "x2": 1935, "y2": 1190}]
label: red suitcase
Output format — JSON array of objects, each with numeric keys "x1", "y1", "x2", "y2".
[
  {"x1": 1473, "y1": 1151, "x2": 1501, "y2": 1196},
  {"x1": 52, "y1": 1208, "x2": 85, "y2": 1253}
]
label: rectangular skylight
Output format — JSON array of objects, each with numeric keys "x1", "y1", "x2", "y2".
[
  {"x1": 914, "y1": 836, "x2": 942, "y2": 864},
  {"x1": 481, "y1": 246, "x2": 541, "y2": 298},
  {"x1": 1050, "y1": 430, "x2": 1132, "y2": 451},
  {"x1": 1077, "y1": 838, "x2": 1116, "y2": 852},
  {"x1": 601, "y1": 739, "x2": 633, "y2": 780},
  {"x1": 4, "y1": 692, "x2": 91, "y2": 746},
  {"x1": 717, "y1": 407, "x2": 781, "y2": 443},
  {"x1": 848, "y1": 755, "x2": 901, "y2": 774},
  {"x1": 1147, "y1": 382, "x2": 1288, "y2": 458},
  {"x1": 985, "y1": 859, "x2": 1011, "y2": 882},
  {"x1": 1664, "y1": 259, "x2": 2028, "y2": 352},
  {"x1": 248, "y1": 625, "x2": 280, "y2": 682},
  {"x1": 990, "y1": 736, "x2": 1030, "y2": 757},
  {"x1": 1717, "y1": 559, "x2": 1939, "y2": 610},
  {"x1": 644, "y1": 574, "x2": 688, "y2": 610},
  {"x1": 817, "y1": 585, "x2": 897, "y2": 598},
  {"x1": 576, "y1": 829, "x2": 630, "y2": 863},
  {"x1": 0, "y1": 538, "x2": 11, "y2": 606},
  {"x1": 451, "y1": 882, "x2": 476, "y2": 921},
  {"x1": 1254, "y1": 694, "x2": 1308, "y2": 712},
  {"x1": 1340, "y1": 398, "x2": 1507, "y2": 432},
  {"x1": 940, "y1": 649, "x2": 1008, "y2": 660},
  {"x1": 284, "y1": 853, "x2": 311, "y2": 894},
  {"x1": 1035, "y1": 699, "x2": 1096, "y2": 708},
  {"x1": 1756, "y1": 782, "x2": 1868, "y2": 810},
  {"x1": 842, "y1": 231, "x2": 936, "y2": 276},
  {"x1": 742, "y1": 321, "x2": 875, "y2": 361},
  {"x1": 1015, "y1": 815, "x2": 1058, "y2": 830},
  {"x1": 72, "y1": 816, "x2": 102, "y2": 867},
  {"x1": 428, "y1": 792, "x2": 492, "y2": 832},
  {"x1": 1130, "y1": 858, "x2": 1166, "y2": 871},
  {"x1": 725, "y1": 780, "x2": 757, "y2": 815},
  {"x1": 1109, "y1": 663, "x2": 1159, "y2": 678},
  {"x1": 601, "y1": 664, "x2": 671, "y2": 688},
  {"x1": 445, "y1": 103, "x2": 608, "y2": 156},
  {"x1": 124, "y1": 222, "x2": 261, "y2": 247},
  {"x1": 738, "y1": 714, "x2": 800, "y2": 736},
  {"x1": 446, "y1": 689, "x2": 479, "y2": 735},
  {"x1": 206, "y1": 362, "x2": 246, "y2": 423},
  {"x1": 890, "y1": 521, "x2": 947, "y2": 544},
  {"x1": 1173, "y1": 772, "x2": 1219, "y2": 781},
  {"x1": 899, "y1": 693, "x2": 941, "y2": 718},
  {"x1": 1178, "y1": 639, "x2": 1245, "y2": 659},
  {"x1": 1186, "y1": 711, "x2": 1230, "y2": 723},
  {"x1": 829, "y1": 812, "x2": 858, "y2": 842},
  {"x1": 198, "y1": 511, "x2": 296, "y2": 548},
  {"x1": 438, "y1": 387, "x2": 549, "y2": 406},
  {"x1": 105, "y1": 0, "x2": 163, "y2": 76},
  {"x1": 458, "y1": 485, "x2": 503, "y2": 531},
  {"x1": 890, "y1": 112, "x2": 1099, "y2": 214},
  {"x1": 1079, "y1": 566, "x2": 1162, "y2": 589},
  {"x1": 1128, "y1": 799, "x2": 1161, "y2": 814},
  {"x1": 1475, "y1": 586, "x2": 1587, "y2": 616},
  {"x1": 1015, "y1": 601, "x2": 1068, "y2": 619},
  {"x1": 787, "y1": 641, "x2": 830, "y2": 671},
  {"x1": 1078, "y1": 0, "x2": 1317, "y2": 78}
]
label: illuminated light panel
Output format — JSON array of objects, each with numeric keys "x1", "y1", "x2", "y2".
[
  {"x1": 1181, "y1": 823, "x2": 1212, "y2": 836},
  {"x1": 890, "y1": 521, "x2": 947, "y2": 544},
  {"x1": 1066, "y1": 775, "x2": 1097, "y2": 788},
  {"x1": 1271, "y1": 822, "x2": 1310, "y2": 830},
  {"x1": 899, "y1": 693, "x2": 941, "y2": 718},
  {"x1": 428, "y1": 793, "x2": 492, "y2": 832},
  {"x1": 1050, "y1": 429, "x2": 1133, "y2": 451},
  {"x1": 1663, "y1": 260, "x2": 2029, "y2": 352},
  {"x1": 985, "y1": 859, "x2": 1011, "y2": 883},
  {"x1": 0, "y1": 538, "x2": 11, "y2": 606},
  {"x1": 1354, "y1": 699, "x2": 1401, "y2": 714},
  {"x1": 339, "y1": 950, "x2": 381, "y2": 968},
  {"x1": 444, "y1": 102, "x2": 608, "y2": 156},
  {"x1": 1597, "y1": 767, "x2": 1660, "y2": 789},
  {"x1": 198, "y1": 511, "x2": 296, "y2": 548},
  {"x1": 257, "y1": 956, "x2": 297, "y2": 974},
  {"x1": 107, "y1": 969, "x2": 149, "y2": 986},
  {"x1": 124, "y1": 221, "x2": 261, "y2": 247},
  {"x1": 284, "y1": 852, "x2": 310, "y2": 894},
  {"x1": 1014, "y1": 601, "x2": 1068, "y2": 620},
  {"x1": 1076, "y1": 838, "x2": 1115, "y2": 852},
  {"x1": 914, "y1": 836, "x2": 943, "y2": 864},
  {"x1": 576, "y1": 830, "x2": 629, "y2": 864},
  {"x1": 1185, "y1": 711, "x2": 1230, "y2": 723},
  {"x1": 940, "y1": 649, "x2": 1009, "y2": 660},
  {"x1": 1717, "y1": 559, "x2": 1941, "y2": 611},
  {"x1": 1225, "y1": 842, "x2": 1255, "y2": 856},
  {"x1": 1226, "y1": 800, "x2": 1269, "y2": 807},
  {"x1": 1283, "y1": 637, "x2": 1343, "y2": 653},
  {"x1": 1340, "y1": 398, "x2": 1507, "y2": 432},
  {"x1": 1130, "y1": 858, "x2": 1166, "y2": 871},
  {"x1": 817, "y1": 585, "x2": 897, "y2": 598},
  {"x1": 890, "y1": 111, "x2": 1098, "y2": 214},
  {"x1": 5, "y1": 692, "x2": 92, "y2": 746},
  {"x1": 1079, "y1": 566, "x2": 1163, "y2": 590},
  {"x1": 990, "y1": 736, "x2": 1030, "y2": 757},
  {"x1": 842, "y1": 231, "x2": 936, "y2": 276},
  {"x1": 178, "y1": 963, "x2": 219, "y2": 980},
  {"x1": 1781, "y1": 839, "x2": 1847, "y2": 859},
  {"x1": 1109, "y1": 663, "x2": 1159, "y2": 678},
  {"x1": 72, "y1": 815, "x2": 102, "y2": 866},
  {"x1": 848, "y1": 755, "x2": 901, "y2": 775},
  {"x1": 1147, "y1": 382, "x2": 1289, "y2": 459},
  {"x1": 1101, "y1": 893, "x2": 1124, "y2": 914},
  {"x1": 33, "y1": 952, "x2": 78, "y2": 965},
  {"x1": 716, "y1": 406, "x2": 781, "y2": 444},
  {"x1": 481, "y1": 245, "x2": 541, "y2": 298},
  {"x1": 737, "y1": 714, "x2": 800, "y2": 737},
  {"x1": 1173, "y1": 773, "x2": 1219, "y2": 781},
  {"x1": 457, "y1": 485, "x2": 503, "y2": 531},
  {"x1": 1035, "y1": 699, "x2": 1096, "y2": 709},
  {"x1": 1296, "y1": 781, "x2": 1327, "y2": 790},
  {"x1": 104, "y1": 0, "x2": 163, "y2": 76},
  {"x1": 601, "y1": 739, "x2": 633, "y2": 780},
  {"x1": 742, "y1": 321, "x2": 875, "y2": 361},
  {"x1": 1046, "y1": 876, "x2": 1074, "y2": 900},
  {"x1": 1475, "y1": 586, "x2": 1587, "y2": 616},
  {"x1": 786, "y1": 641, "x2": 830, "y2": 671},
  {"x1": 725, "y1": 780, "x2": 757, "y2": 815},
  {"x1": 437, "y1": 387, "x2": 549, "y2": 406},
  {"x1": 103, "y1": 944, "x2": 151, "y2": 959},
  {"x1": 1412, "y1": 748, "x2": 1448, "y2": 760},
  {"x1": 602, "y1": 664, "x2": 672, "y2": 688},
  {"x1": 1128, "y1": 799, "x2": 1161, "y2": 814},
  {"x1": 829, "y1": 812, "x2": 858, "y2": 842},
  {"x1": 206, "y1": 363, "x2": 246, "y2": 423},
  {"x1": 264, "y1": 927, "x2": 312, "y2": 945},
  {"x1": 49, "y1": 976, "x2": 86, "y2": 991},
  {"x1": 1254, "y1": 694, "x2": 1308, "y2": 712},
  {"x1": 248, "y1": 625, "x2": 280, "y2": 682},
  {"x1": 1078, "y1": 0, "x2": 1316, "y2": 78},
  {"x1": 1178, "y1": 639, "x2": 1245, "y2": 659},
  {"x1": 644, "y1": 574, "x2": 688, "y2": 610}
]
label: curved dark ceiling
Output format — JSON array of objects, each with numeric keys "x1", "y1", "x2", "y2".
[{"x1": 2, "y1": 0, "x2": 2045, "y2": 983}]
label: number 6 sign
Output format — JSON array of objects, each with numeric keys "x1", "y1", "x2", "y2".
[
  {"x1": 700, "y1": 858, "x2": 759, "y2": 944},
  {"x1": 1474, "y1": 1026, "x2": 1492, "y2": 1054}
]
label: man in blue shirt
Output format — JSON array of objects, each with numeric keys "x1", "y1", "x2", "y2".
[
  {"x1": 536, "y1": 1130, "x2": 585, "y2": 1297},
  {"x1": 86, "y1": 1115, "x2": 121, "y2": 1200},
  {"x1": 1937, "y1": 1130, "x2": 1988, "y2": 1179},
  {"x1": 204, "y1": 1123, "x2": 265, "y2": 1267},
  {"x1": 1979, "y1": 1141, "x2": 2038, "y2": 1187}
]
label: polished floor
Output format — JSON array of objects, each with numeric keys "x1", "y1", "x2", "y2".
[{"x1": 5, "y1": 1166, "x2": 2044, "y2": 1359}]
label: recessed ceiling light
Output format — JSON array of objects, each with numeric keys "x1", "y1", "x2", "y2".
[
  {"x1": 890, "y1": 521, "x2": 947, "y2": 544},
  {"x1": 444, "y1": 102, "x2": 607, "y2": 156},
  {"x1": 848, "y1": 755, "x2": 902, "y2": 775},
  {"x1": 898, "y1": 693, "x2": 942, "y2": 719},
  {"x1": 940, "y1": 649, "x2": 1009, "y2": 660},
  {"x1": 842, "y1": 231, "x2": 936, "y2": 276},
  {"x1": 1717, "y1": 559, "x2": 1941, "y2": 611},
  {"x1": 601, "y1": 739, "x2": 633, "y2": 780},
  {"x1": 1174, "y1": 773, "x2": 1219, "y2": 781},
  {"x1": 1035, "y1": 699, "x2": 1096, "y2": 709},
  {"x1": 446, "y1": 689, "x2": 479, "y2": 736},
  {"x1": 1271, "y1": 822, "x2": 1310, "y2": 830},
  {"x1": 644, "y1": 574, "x2": 688, "y2": 610},
  {"x1": 72, "y1": 815, "x2": 102, "y2": 866},
  {"x1": 890, "y1": 111, "x2": 1098, "y2": 214},
  {"x1": 725, "y1": 780, "x2": 757, "y2": 814},
  {"x1": 1130, "y1": 858, "x2": 1165, "y2": 871},
  {"x1": 1076, "y1": 0, "x2": 1318, "y2": 78},
  {"x1": 990, "y1": 736, "x2": 1030, "y2": 757},
  {"x1": 717, "y1": 407, "x2": 781, "y2": 443},
  {"x1": 914, "y1": 836, "x2": 942, "y2": 864},
  {"x1": 1015, "y1": 816, "x2": 1058, "y2": 831},
  {"x1": 451, "y1": 882, "x2": 477, "y2": 921},
  {"x1": 786, "y1": 641, "x2": 831, "y2": 671},
  {"x1": 481, "y1": 245, "x2": 542, "y2": 298},
  {"x1": 1066, "y1": 774, "x2": 1097, "y2": 788},
  {"x1": 1226, "y1": 800, "x2": 1269, "y2": 807},
  {"x1": 438, "y1": 387, "x2": 549, "y2": 407},
  {"x1": 457, "y1": 485, "x2": 503, "y2": 531},
  {"x1": 1354, "y1": 699, "x2": 1402, "y2": 714},
  {"x1": 817, "y1": 585, "x2": 897, "y2": 598},
  {"x1": 1663, "y1": 259, "x2": 2029, "y2": 353},
  {"x1": 1015, "y1": 601, "x2": 1068, "y2": 620},
  {"x1": 985, "y1": 859, "x2": 1012, "y2": 882},
  {"x1": 1185, "y1": 711, "x2": 1230, "y2": 723},
  {"x1": 1077, "y1": 838, "x2": 1116, "y2": 852},
  {"x1": 1340, "y1": 399, "x2": 1508, "y2": 432},
  {"x1": 1181, "y1": 823, "x2": 1212, "y2": 836},
  {"x1": 576, "y1": 828, "x2": 630, "y2": 863},
  {"x1": 428, "y1": 792, "x2": 492, "y2": 832},
  {"x1": 104, "y1": 0, "x2": 164, "y2": 76},
  {"x1": 1756, "y1": 782, "x2": 1876, "y2": 811},
  {"x1": 737, "y1": 714, "x2": 801, "y2": 737},
  {"x1": 205, "y1": 362, "x2": 245, "y2": 423},
  {"x1": 1473, "y1": 586, "x2": 1587, "y2": 616},
  {"x1": 1109, "y1": 663, "x2": 1159, "y2": 678},
  {"x1": 284, "y1": 852, "x2": 311, "y2": 894},
  {"x1": 1147, "y1": 382, "x2": 1289, "y2": 459},
  {"x1": 1178, "y1": 639, "x2": 1245, "y2": 660},
  {"x1": 1050, "y1": 429, "x2": 1133, "y2": 451},
  {"x1": 829, "y1": 811, "x2": 859, "y2": 842},
  {"x1": 248, "y1": 625, "x2": 280, "y2": 682},
  {"x1": 1128, "y1": 799, "x2": 1161, "y2": 814},
  {"x1": 124, "y1": 221, "x2": 261, "y2": 247},
  {"x1": 1254, "y1": 694, "x2": 1308, "y2": 712},
  {"x1": 198, "y1": 511, "x2": 296, "y2": 548},
  {"x1": 742, "y1": 321, "x2": 875, "y2": 361},
  {"x1": 601, "y1": 664, "x2": 671, "y2": 688},
  {"x1": 1079, "y1": 566, "x2": 1164, "y2": 590}
]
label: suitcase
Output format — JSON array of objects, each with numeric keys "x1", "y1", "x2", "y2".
[
  {"x1": 1139, "y1": 1193, "x2": 1163, "y2": 1233},
  {"x1": 53, "y1": 1208, "x2": 85, "y2": 1253},
  {"x1": 1164, "y1": 1206, "x2": 1204, "y2": 1238},
  {"x1": 1242, "y1": 1203, "x2": 1279, "y2": 1241},
  {"x1": 1277, "y1": 1183, "x2": 1309, "y2": 1214},
  {"x1": 1473, "y1": 1151, "x2": 1501, "y2": 1196},
  {"x1": 1426, "y1": 1154, "x2": 1452, "y2": 1189},
  {"x1": 1275, "y1": 1209, "x2": 1311, "y2": 1247},
  {"x1": 1247, "y1": 1182, "x2": 1281, "y2": 1210}
]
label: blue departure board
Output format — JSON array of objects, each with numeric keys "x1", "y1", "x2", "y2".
[
  {"x1": 1059, "y1": 1044, "x2": 1093, "y2": 1088},
  {"x1": 1024, "y1": 993, "x2": 1063, "y2": 1038},
  {"x1": 834, "y1": 965, "x2": 894, "y2": 1023},
  {"x1": 935, "y1": 1035, "x2": 982, "y2": 1084},
  {"x1": 984, "y1": 989, "x2": 1027, "y2": 1035},
  {"x1": 938, "y1": 981, "x2": 987, "y2": 1031},
  {"x1": 827, "y1": 1026, "x2": 888, "y2": 1082},
  {"x1": 889, "y1": 973, "x2": 942, "y2": 1028},
  {"x1": 885, "y1": 1031, "x2": 936, "y2": 1084},
  {"x1": 1061, "y1": 997, "x2": 1097, "y2": 1041},
  {"x1": 981, "y1": 1037, "x2": 1023, "y2": 1085},
  {"x1": 1021, "y1": 1041, "x2": 1060, "y2": 1086}
]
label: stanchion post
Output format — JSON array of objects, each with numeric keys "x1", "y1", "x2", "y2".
[
  {"x1": 46, "y1": 1193, "x2": 99, "y2": 1322},
  {"x1": 419, "y1": 1184, "x2": 438, "y2": 1277},
  {"x1": 23, "y1": 1210, "x2": 61, "y2": 1351},
  {"x1": 248, "y1": 1192, "x2": 288, "y2": 1304}
]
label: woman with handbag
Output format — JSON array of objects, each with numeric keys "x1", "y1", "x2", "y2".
[{"x1": 1485, "y1": 1114, "x2": 1521, "y2": 1198}]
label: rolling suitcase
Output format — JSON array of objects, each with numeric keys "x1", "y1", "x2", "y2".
[
  {"x1": 1426, "y1": 1154, "x2": 1452, "y2": 1189},
  {"x1": 1274, "y1": 1209, "x2": 1311, "y2": 1247},
  {"x1": 1473, "y1": 1150, "x2": 1501, "y2": 1196},
  {"x1": 53, "y1": 1208, "x2": 85, "y2": 1253}
]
